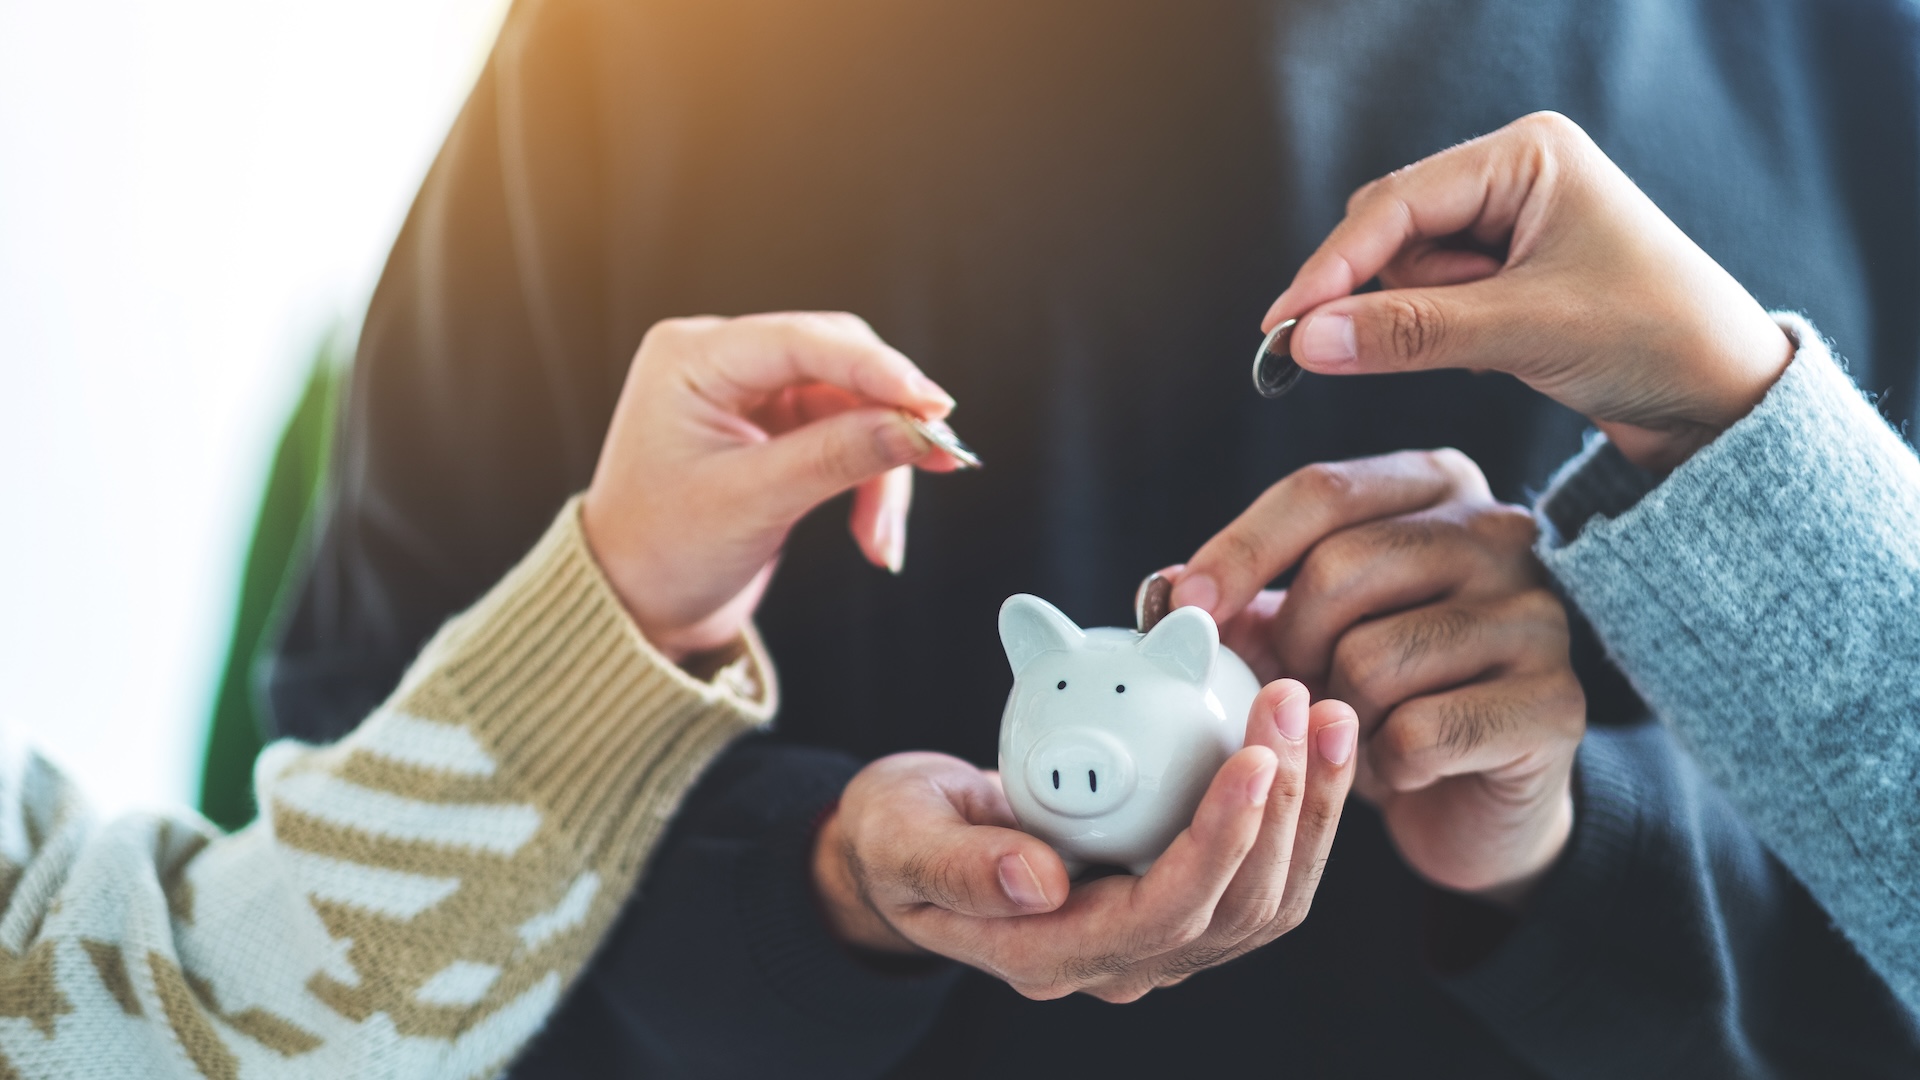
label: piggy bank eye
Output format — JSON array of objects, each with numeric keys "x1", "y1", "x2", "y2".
[
  {"x1": 1057, "y1": 680, "x2": 1067, "y2": 690},
  {"x1": 1115, "y1": 684, "x2": 1126, "y2": 693}
]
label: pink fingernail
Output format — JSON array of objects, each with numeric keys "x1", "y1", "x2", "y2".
[
  {"x1": 1246, "y1": 757, "x2": 1278, "y2": 806},
  {"x1": 1317, "y1": 721, "x2": 1357, "y2": 766},
  {"x1": 915, "y1": 374, "x2": 956, "y2": 410},
  {"x1": 885, "y1": 520, "x2": 906, "y2": 575},
  {"x1": 998, "y1": 854, "x2": 1050, "y2": 910},
  {"x1": 1273, "y1": 686, "x2": 1307, "y2": 743},
  {"x1": 1170, "y1": 572, "x2": 1218, "y2": 616},
  {"x1": 1298, "y1": 314, "x2": 1357, "y2": 368}
]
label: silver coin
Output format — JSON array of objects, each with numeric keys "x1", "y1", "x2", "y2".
[
  {"x1": 1251, "y1": 318, "x2": 1304, "y2": 398},
  {"x1": 1134, "y1": 572, "x2": 1173, "y2": 634},
  {"x1": 902, "y1": 412, "x2": 982, "y2": 469}
]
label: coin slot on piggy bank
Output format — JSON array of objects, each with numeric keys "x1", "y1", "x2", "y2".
[{"x1": 997, "y1": 593, "x2": 1259, "y2": 875}]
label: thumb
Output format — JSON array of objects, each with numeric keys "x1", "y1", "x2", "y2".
[
  {"x1": 732, "y1": 407, "x2": 932, "y2": 527},
  {"x1": 1288, "y1": 278, "x2": 1536, "y2": 378},
  {"x1": 888, "y1": 824, "x2": 1070, "y2": 918},
  {"x1": 863, "y1": 767, "x2": 1071, "y2": 917}
]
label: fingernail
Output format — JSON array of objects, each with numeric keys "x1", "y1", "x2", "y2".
[
  {"x1": 1297, "y1": 314, "x2": 1357, "y2": 369},
  {"x1": 1170, "y1": 572, "x2": 1218, "y2": 616},
  {"x1": 998, "y1": 853, "x2": 1050, "y2": 910},
  {"x1": 880, "y1": 414, "x2": 931, "y2": 465},
  {"x1": 915, "y1": 374, "x2": 956, "y2": 411},
  {"x1": 1246, "y1": 756, "x2": 1279, "y2": 806},
  {"x1": 1273, "y1": 685, "x2": 1307, "y2": 743},
  {"x1": 900, "y1": 412, "x2": 981, "y2": 469},
  {"x1": 1264, "y1": 289, "x2": 1292, "y2": 327},
  {"x1": 1317, "y1": 721, "x2": 1357, "y2": 767},
  {"x1": 884, "y1": 513, "x2": 906, "y2": 575}
]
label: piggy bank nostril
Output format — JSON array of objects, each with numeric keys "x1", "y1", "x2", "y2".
[{"x1": 1021, "y1": 729, "x2": 1138, "y2": 818}]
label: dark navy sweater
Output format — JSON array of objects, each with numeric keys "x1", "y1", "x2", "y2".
[{"x1": 269, "y1": 1, "x2": 1920, "y2": 1074}]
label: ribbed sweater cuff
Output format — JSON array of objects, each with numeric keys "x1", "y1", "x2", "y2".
[
  {"x1": 395, "y1": 495, "x2": 776, "y2": 883},
  {"x1": 1530, "y1": 313, "x2": 1920, "y2": 1008}
]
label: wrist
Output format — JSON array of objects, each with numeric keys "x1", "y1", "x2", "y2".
[
  {"x1": 1610, "y1": 305, "x2": 1795, "y2": 474},
  {"x1": 811, "y1": 803, "x2": 923, "y2": 955},
  {"x1": 1467, "y1": 786, "x2": 1575, "y2": 911}
]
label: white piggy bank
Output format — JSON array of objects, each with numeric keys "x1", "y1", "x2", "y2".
[{"x1": 997, "y1": 594, "x2": 1260, "y2": 875}]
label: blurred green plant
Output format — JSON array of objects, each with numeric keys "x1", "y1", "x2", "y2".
[{"x1": 197, "y1": 328, "x2": 348, "y2": 831}]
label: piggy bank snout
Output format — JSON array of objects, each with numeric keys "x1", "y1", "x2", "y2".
[{"x1": 1021, "y1": 728, "x2": 1138, "y2": 819}]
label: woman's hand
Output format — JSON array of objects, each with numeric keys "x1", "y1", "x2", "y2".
[
  {"x1": 582, "y1": 312, "x2": 965, "y2": 662},
  {"x1": 1267, "y1": 112, "x2": 1794, "y2": 472}
]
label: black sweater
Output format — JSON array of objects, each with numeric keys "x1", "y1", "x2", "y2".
[{"x1": 269, "y1": 0, "x2": 1920, "y2": 1075}]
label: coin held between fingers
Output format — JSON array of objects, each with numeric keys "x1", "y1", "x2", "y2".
[
  {"x1": 902, "y1": 411, "x2": 982, "y2": 468},
  {"x1": 1252, "y1": 319, "x2": 1305, "y2": 399},
  {"x1": 1136, "y1": 573, "x2": 1173, "y2": 633}
]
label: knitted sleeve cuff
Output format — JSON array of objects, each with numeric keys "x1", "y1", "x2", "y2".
[
  {"x1": 379, "y1": 494, "x2": 777, "y2": 883},
  {"x1": 1528, "y1": 313, "x2": 1920, "y2": 1010}
]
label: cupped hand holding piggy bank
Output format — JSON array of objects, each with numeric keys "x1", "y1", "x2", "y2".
[{"x1": 999, "y1": 594, "x2": 1261, "y2": 874}]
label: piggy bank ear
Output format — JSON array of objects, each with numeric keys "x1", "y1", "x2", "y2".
[
  {"x1": 1138, "y1": 606, "x2": 1218, "y2": 684},
  {"x1": 999, "y1": 595, "x2": 1085, "y2": 676}
]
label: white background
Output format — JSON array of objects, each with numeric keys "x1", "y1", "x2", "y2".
[{"x1": 0, "y1": 0, "x2": 508, "y2": 813}]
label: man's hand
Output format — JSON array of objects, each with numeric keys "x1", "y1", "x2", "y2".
[
  {"x1": 813, "y1": 680, "x2": 1358, "y2": 1001},
  {"x1": 1170, "y1": 450, "x2": 1584, "y2": 907},
  {"x1": 581, "y1": 312, "x2": 966, "y2": 662}
]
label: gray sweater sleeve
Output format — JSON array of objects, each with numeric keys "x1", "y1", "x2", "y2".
[{"x1": 1534, "y1": 312, "x2": 1920, "y2": 1013}]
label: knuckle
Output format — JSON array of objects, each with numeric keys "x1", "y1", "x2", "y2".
[
  {"x1": 1158, "y1": 940, "x2": 1242, "y2": 981},
  {"x1": 1144, "y1": 913, "x2": 1211, "y2": 955},
  {"x1": 1292, "y1": 533, "x2": 1365, "y2": 602},
  {"x1": 1424, "y1": 447, "x2": 1485, "y2": 491},
  {"x1": 1265, "y1": 762, "x2": 1307, "y2": 809},
  {"x1": 1225, "y1": 895, "x2": 1287, "y2": 941},
  {"x1": 1093, "y1": 982, "x2": 1154, "y2": 1005},
  {"x1": 1387, "y1": 606, "x2": 1480, "y2": 677},
  {"x1": 1508, "y1": 588, "x2": 1571, "y2": 636},
  {"x1": 1517, "y1": 109, "x2": 1583, "y2": 146},
  {"x1": 1372, "y1": 716, "x2": 1439, "y2": 790},
  {"x1": 1275, "y1": 869, "x2": 1326, "y2": 932},
  {"x1": 1330, "y1": 633, "x2": 1388, "y2": 705},
  {"x1": 1468, "y1": 503, "x2": 1540, "y2": 552},
  {"x1": 1058, "y1": 952, "x2": 1135, "y2": 988},
  {"x1": 1434, "y1": 693, "x2": 1517, "y2": 758},
  {"x1": 1345, "y1": 177, "x2": 1382, "y2": 215},
  {"x1": 1013, "y1": 979, "x2": 1072, "y2": 1002},
  {"x1": 1381, "y1": 291, "x2": 1448, "y2": 363},
  {"x1": 1547, "y1": 672, "x2": 1590, "y2": 737},
  {"x1": 1211, "y1": 525, "x2": 1274, "y2": 583},
  {"x1": 1292, "y1": 461, "x2": 1356, "y2": 508}
]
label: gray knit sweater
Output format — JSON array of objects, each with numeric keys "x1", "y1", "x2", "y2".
[{"x1": 1535, "y1": 313, "x2": 1920, "y2": 1015}]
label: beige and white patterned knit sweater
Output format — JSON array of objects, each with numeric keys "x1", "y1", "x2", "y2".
[{"x1": 0, "y1": 499, "x2": 776, "y2": 1078}]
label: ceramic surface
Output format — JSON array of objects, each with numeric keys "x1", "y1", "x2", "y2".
[{"x1": 997, "y1": 594, "x2": 1259, "y2": 875}]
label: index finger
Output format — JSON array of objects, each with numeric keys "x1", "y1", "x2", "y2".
[
  {"x1": 1171, "y1": 450, "x2": 1488, "y2": 626},
  {"x1": 683, "y1": 311, "x2": 957, "y2": 417},
  {"x1": 1261, "y1": 122, "x2": 1544, "y2": 332}
]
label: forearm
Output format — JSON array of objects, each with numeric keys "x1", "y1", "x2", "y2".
[
  {"x1": 1535, "y1": 314, "x2": 1920, "y2": 1012},
  {"x1": 0, "y1": 499, "x2": 771, "y2": 1077},
  {"x1": 1441, "y1": 723, "x2": 1920, "y2": 1077}
]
